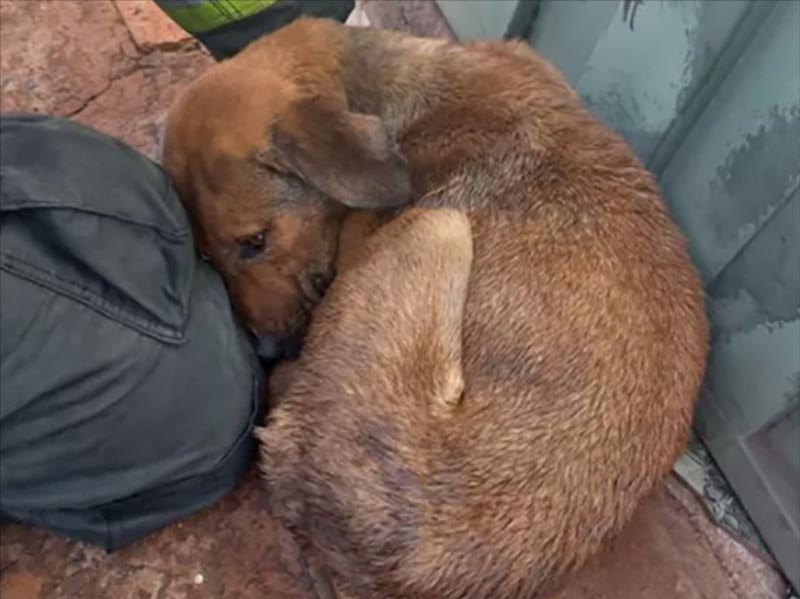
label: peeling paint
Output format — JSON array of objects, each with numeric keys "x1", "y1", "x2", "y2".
[
  {"x1": 707, "y1": 318, "x2": 800, "y2": 429},
  {"x1": 574, "y1": 0, "x2": 745, "y2": 162},
  {"x1": 710, "y1": 187, "x2": 799, "y2": 338},
  {"x1": 674, "y1": 0, "x2": 751, "y2": 115},
  {"x1": 582, "y1": 87, "x2": 664, "y2": 158},
  {"x1": 706, "y1": 106, "x2": 800, "y2": 260},
  {"x1": 785, "y1": 373, "x2": 800, "y2": 410},
  {"x1": 658, "y1": 0, "x2": 800, "y2": 282}
]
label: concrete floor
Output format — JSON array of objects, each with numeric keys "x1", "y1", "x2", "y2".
[{"x1": 0, "y1": 2, "x2": 792, "y2": 598}]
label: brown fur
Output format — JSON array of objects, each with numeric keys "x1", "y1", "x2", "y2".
[{"x1": 164, "y1": 19, "x2": 709, "y2": 599}]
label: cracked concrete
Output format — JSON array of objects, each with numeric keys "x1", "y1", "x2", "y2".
[
  {"x1": 0, "y1": 2, "x2": 793, "y2": 599},
  {"x1": 114, "y1": 0, "x2": 192, "y2": 54},
  {"x1": 1, "y1": 473, "x2": 789, "y2": 599},
  {"x1": 1, "y1": 473, "x2": 311, "y2": 599},
  {"x1": 0, "y1": 0, "x2": 211, "y2": 159}
]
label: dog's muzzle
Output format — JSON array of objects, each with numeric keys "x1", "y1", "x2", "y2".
[{"x1": 251, "y1": 330, "x2": 303, "y2": 363}]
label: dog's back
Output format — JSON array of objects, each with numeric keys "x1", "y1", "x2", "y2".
[{"x1": 257, "y1": 28, "x2": 708, "y2": 599}]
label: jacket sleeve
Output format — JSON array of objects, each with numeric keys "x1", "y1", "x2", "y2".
[{"x1": 153, "y1": 0, "x2": 354, "y2": 60}]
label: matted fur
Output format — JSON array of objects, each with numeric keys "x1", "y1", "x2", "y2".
[{"x1": 164, "y1": 19, "x2": 709, "y2": 599}]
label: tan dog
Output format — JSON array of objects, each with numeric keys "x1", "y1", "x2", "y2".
[{"x1": 164, "y1": 18, "x2": 709, "y2": 599}]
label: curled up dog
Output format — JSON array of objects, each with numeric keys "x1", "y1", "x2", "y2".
[{"x1": 163, "y1": 18, "x2": 709, "y2": 599}]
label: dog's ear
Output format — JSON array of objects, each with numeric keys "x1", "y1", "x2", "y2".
[{"x1": 259, "y1": 95, "x2": 411, "y2": 209}]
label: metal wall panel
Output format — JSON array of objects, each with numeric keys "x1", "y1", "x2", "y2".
[
  {"x1": 659, "y1": 0, "x2": 799, "y2": 282},
  {"x1": 574, "y1": 0, "x2": 753, "y2": 163},
  {"x1": 700, "y1": 189, "x2": 799, "y2": 587},
  {"x1": 435, "y1": 0, "x2": 517, "y2": 41}
]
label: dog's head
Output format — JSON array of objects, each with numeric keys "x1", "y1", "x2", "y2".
[{"x1": 163, "y1": 53, "x2": 410, "y2": 361}]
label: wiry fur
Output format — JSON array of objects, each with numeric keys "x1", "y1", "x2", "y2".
[{"x1": 164, "y1": 19, "x2": 709, "y2": 599}]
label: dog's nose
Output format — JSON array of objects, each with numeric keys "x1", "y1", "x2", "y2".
[
  {"x1": 281, "y1": 335, "x2": 303, "y2": 360},
  {"x1": 254, "y1": 333, "x2": 283, "y2": 363},
  {"x1": 248, "y1": 327, "x2": 303, "y2": 363}
]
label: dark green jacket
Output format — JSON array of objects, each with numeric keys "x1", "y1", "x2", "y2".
[{"x1": 0, "y1": 115, "x2": 263, "y2": 550}]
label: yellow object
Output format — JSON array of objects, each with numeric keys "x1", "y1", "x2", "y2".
[{"x1": 158, "y1": 0, "x2": 280, "y2": 34}]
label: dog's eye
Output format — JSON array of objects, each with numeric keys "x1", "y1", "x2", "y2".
[{"x1": 237, "y1": 231, "x2": 269, "y2": 260}]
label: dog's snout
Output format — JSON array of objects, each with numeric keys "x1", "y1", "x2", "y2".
[
  {"x1": 252, "y1": 331, "x2": 282, "y2": 363},
  {"x1": 250, "y1": 330, "x2": 303, "y2": 363}
]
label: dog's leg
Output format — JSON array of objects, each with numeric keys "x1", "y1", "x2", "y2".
[
  {"x1": 258, "y1": 207, "x2": 473, "y2": 598},
  {"x1": 335, "y1": 210, "x2": 385, "y2": 275},
  {"x1": 317, "y1": 206, "x2": 473, "y2": 416}
]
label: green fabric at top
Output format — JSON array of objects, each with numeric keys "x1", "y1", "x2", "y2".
[{"x1": 157, "y1": 0, "x2": 279, "y2": 34}]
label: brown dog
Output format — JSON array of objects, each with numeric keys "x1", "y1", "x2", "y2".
[{"x1": 164, "y1": 18, "x2": 709, "y2": 599}]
